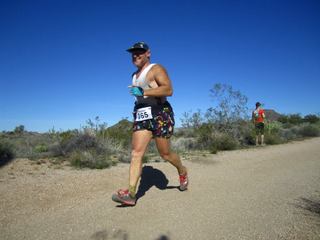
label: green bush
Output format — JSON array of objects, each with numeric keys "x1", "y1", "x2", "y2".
[
  {"x1": 265, "y1": 133, "x2": 284, "y2": 145},
  {"x1": 52, "y1": 132, "x2": 99, "y2": 156},
  {"x1": 265, "y1": 121, "x2": 282, "y2": 134},
  {"x1": 70, "y1": 150, "x2": 112, "y2": 169},
  {"x1": 104, "y1": 119, "x2": 132, "y2": 149},
  {"x1": 116, "y1": 151, "x2": 131, "y2": 163},
  {"x1": 278, "y1": 114, "x2": 304, "y2": 125},
  {"x1": 34, "y1": 144, "x2": 48, "y2": 153},
  {"x1": 215, "y1": 134, "x2": 239, "y2": 151},
  {"x1": 171, "y1": 137, "x2": 197, "y2": 152},
  {"x1": 298, "y1": 124, "x2": 320, "y2": 137},
  {"x1": 280, "y1": 128, "x2": 298, "y2": 141},
  {"x1": 196, "y1": 123, "x2": 215, "y2": 149},
  {"x1": 209, "y1": 143, "x2": 218, "y2": 154},
  {"x1": 303, "y1": 114, "x2": 320, "y2": 124}
]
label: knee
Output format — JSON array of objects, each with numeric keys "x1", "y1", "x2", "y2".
[
  {"x1": 160, "y1": 152, "x2": 171, "y2": 161},
  {"x1": 131, "y1": 149, "x2": 144, "y2": 160}
]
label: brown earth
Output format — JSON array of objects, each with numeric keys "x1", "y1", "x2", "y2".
[{"x1": 1, "y1": 138, "x2": 320, "y2": 240}]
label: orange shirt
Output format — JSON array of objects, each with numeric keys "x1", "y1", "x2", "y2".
[{"x1": 253, "y1": 108, "x2": 265, "y2": 123}]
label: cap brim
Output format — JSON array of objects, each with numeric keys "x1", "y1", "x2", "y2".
[{"x1": 126, "y1": 47, "x2": 147, "y2": 53}]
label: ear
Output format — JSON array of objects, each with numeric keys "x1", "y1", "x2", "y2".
[{"x1": 146, "y1": 49, "x2": 151, "y2": 58}]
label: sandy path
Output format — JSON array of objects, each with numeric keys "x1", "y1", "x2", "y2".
[{"x1": 1, "y1": 138, "x2": 320, "y2": 240}]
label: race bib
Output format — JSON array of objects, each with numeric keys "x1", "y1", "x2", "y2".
[{"x1": 135, "y1": 107, "x2": 153, "y2": 122}]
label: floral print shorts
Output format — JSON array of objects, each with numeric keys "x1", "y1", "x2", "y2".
[{"x1": 133, "y1": 102, "x2": 175, "y2": 138}]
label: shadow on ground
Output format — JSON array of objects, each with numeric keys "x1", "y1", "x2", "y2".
[
  {"x1": 136, "y1": 165, "x2": 179, "y2": 200},
  {"x1": 295, "y1": 192, "x2": 320, "y2": 219},
  {"x1": 91, "y1": 229, "x2": 170, "y2": 240},
  {"x1": 0, "y1": 156, "x2": 15, "y2": 168}
]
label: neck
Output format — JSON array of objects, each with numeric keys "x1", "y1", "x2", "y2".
[{"x1": 137, "y1": 61, "x2": 150, "y2": 72}]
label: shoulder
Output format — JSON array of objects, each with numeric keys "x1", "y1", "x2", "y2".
[
  {"x1": 131, "y1": 70, "x2": 138, "y2": 78},
  {"x1": 148, "y1": 64, "x2": 169, "y2": 80},
  {"x1": 150, "y1": 64, "x2": 167, "y2": 73}
]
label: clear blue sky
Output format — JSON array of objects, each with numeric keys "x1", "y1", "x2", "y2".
[{"x1": 1, "y1": 0, "x2": 319, "y2": 132}]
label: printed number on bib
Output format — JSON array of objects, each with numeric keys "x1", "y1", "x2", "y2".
[{"x1": 136, "y1": 107, "x2": 153, "y2": 122}]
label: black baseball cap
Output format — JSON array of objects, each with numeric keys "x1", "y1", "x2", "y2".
[{"x1": 126, "y1": 42, "x2": 149, "y2": 52}]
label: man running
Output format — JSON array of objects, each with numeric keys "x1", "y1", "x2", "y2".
[
  {"x1": 112, "y1": 42, "x2": 188, "y2": 206},
  {"x1": 252, "y1": 102, "x2": 266, "y2": 146}
]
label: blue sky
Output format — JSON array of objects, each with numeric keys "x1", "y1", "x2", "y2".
[{"x1": 1, "y1": 0, "x2": 319, "y2": 132}]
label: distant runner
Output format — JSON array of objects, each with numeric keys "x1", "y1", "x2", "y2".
[
  {"x1": 252, "y1": 102, "x2": 266, "y2": 146},
  {"x1": 112, "y1": 42, "x2": 188, "y2": 206}
]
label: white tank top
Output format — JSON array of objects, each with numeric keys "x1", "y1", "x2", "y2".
[{"x1": 132, "y1": 63, "x2": 166, "y2": 105}]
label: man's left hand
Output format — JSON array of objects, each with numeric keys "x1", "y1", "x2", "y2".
[{"x1": 130, "y1": 86, "x2": 144, "y2": 96}]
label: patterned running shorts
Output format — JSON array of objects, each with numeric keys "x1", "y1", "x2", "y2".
[
  {"x1": 133, "y1": 102, "x2": 175, "y2": 138},
  {"x1": 255, "y1": 122, "x2": 265, "y2": 135}
]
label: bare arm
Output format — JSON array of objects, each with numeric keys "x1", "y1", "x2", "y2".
[{"x1": 143, "y1": 64, "x2": 173, "y2": 97}]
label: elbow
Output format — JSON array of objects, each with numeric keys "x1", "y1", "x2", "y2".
[{"x1": 167, "y1": 86, "x2": 173, "y2": 96}]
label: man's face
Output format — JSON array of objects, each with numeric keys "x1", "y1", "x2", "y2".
[{"x1": 131, "y1": 49, "x2": 150, "y2": 67}]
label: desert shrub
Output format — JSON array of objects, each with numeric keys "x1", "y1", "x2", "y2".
[
  {"x1": 1, "y1": 131, "x2": 55, "y2": 159},
  {"x1": 303, "y1": 114, "x2": 320, "y2": 124},
  {"x1": 243, "y1": 134, "x2": 255, "y2": 146},
  {"x1": 142, "y1": 155, "x2": 150, "y2": 163},
  {"x1": 196, "y1": 123, "x2": 216, "y2": 149},
  {"x1": 59, "y1": 130, "x2": 76, "y2": 140},
  {"x1": 279, "y1": 114, "x2": 304, "y2": 125},
  {"x1": 52, "y1": 132, "x2": 99, "y2": 156},
  {"x1": 265, "y1": 121, "x2": 282, "y2": 134},
  {"x1": 195, "y1": 123, "x2": 239, "y2": 151},
  {"x1": 232, "y1": 120, "x2": 255, "y2": 146},
  {"x1": 215, "y1": 134, "x2": 239, "y2": 151},
  {"x1": 0, "y1": 140, "x2": 15, "y2": 163},
  {"x1": 116, "y1": 150, "x2": 131, "y2": 163},
  {"x1": 278, "y1": 115, "x2": 288, "y2": 124},
  {"x1": 209, "y1": 144, "x2": 218, "y2": 154},
  {"x1": 180, "y1": 110, "x2": 204, "y2": 129},
  {"x1": 174, "y1": 128, "x2": 195, "y2": 138},
  {"x1": 70, "y1": 150, "x2": 112, "y2": 169},
  {"x1": 171, "y1": 137, "x2": 197, "y2": 152},
  {"x1": 265, "y1": 133, "x2": 284, "y2": 145},
  {"x1": 281, "y1": 122, "x2": 294, "y2": 129},
  {"x1": 104, "y1": 119, "x2": 132, "y2": 149},
  {"x1": 48, "y1": 130, "x2": 117, "y2": 169},
  {"x1": 279, "y1": 128, "x2": 299, "y2": 141},
  {"x1": 298, "y1": 124, "x2": 320, "y2": 137},
  {"x1": 34, "y1": 144, "x2": 48, "y2": 153}
]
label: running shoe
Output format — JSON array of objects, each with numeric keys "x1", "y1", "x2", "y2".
[
  {"x1": 112, "y1": 189, "x2": 136, "y2": 206},
  {"x1": 179, "y1": 172, "x2": 189, "y2": 191}
]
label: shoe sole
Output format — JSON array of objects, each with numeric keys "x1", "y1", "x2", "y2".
[
  {"x1": 179, "y1": 186, "x2": 188, "y2": 191},
  {"x1": 112, "y1": 194, "x2": 136, "y2": 206}
]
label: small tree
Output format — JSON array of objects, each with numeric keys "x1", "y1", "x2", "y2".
[
  {"x1": 207, "y1": 83, "x2": 249, "y2": 124},
  {"x1": 287, "y1": 114, "x2": 303, "y2": 125},
  {"x1": 14, "y1": 125, "x2": 25, "y2": 134},
  {"x1": 180, "y1": 109, "x2": 204, "y2": 129},
  {"x1": 303, "y1": 114, "x2": 319, "y2": 124}
]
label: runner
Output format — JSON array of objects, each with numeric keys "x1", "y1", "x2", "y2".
[
  {"x1": 252, "y1": 102, "x2": 266, "y2": 146},
  {"x1": 112, "y1": 42, "x2": 188, "y2": 206}
]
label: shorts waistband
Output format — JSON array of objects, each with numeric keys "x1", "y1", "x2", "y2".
[{"x1": 134, "y1": 101, "x2": 171, "y2": 110}]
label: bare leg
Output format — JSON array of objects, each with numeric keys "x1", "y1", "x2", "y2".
[
  {"x1": 129, "y1": 130, "x2": 153, "y2": 190},
  {"x1": 155, "y1": 137, "x2": 187, "y2": 175},
  {"x1": 255, "y1": 135, "x2": 259, "y2": 146},
  {"x1": 261, "y1": 134, "x2": 265, "y2": 145}
]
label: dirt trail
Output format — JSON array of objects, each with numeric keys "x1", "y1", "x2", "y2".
[{"x1": 1, "y1": 138, "x2": 320, "y2": 240}]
